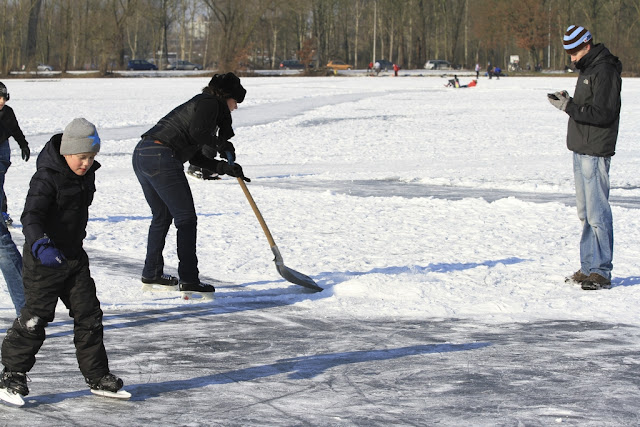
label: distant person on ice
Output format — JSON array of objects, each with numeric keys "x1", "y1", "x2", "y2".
[
  {"x1": 446, "y1": 75, "x2": 460, "y2": 88},
  {"x1": 0, "y1": 81, "x2": 31, "y2": 228},
  {"x1": 548, "y1": 25, "x2": 622, "y2": 290},
  {"x1": 446, "y1": 76, "x2": 476, "y2": 88},
  {"x1": 373, "y1": 61, "x2": 382, "y2": 75},
  {"x1": 0, "y1": 82, "x2": 28, "y2": 315},
  {"x1": 132, "y1": 72, "x2": 249, "y2": 297},
  {"x1": 0, "y1": 118, "x2": 125, "y2": 402}
]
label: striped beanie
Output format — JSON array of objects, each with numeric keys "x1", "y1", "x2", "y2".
[{"x1": 563, "y1": 25, "x2": 592, "y2": 55}]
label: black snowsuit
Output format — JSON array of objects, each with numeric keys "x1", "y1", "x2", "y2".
[{"x1": 1, "y1": 134, "x2": 110, "y2": 380}]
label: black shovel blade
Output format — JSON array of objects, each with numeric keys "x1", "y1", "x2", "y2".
[
  {"x1": 271, "y1": 246, "x2": 322, "y2": 292},
  {"x1": 276, "y1": 263, "x2": 323, "y2": 292}
]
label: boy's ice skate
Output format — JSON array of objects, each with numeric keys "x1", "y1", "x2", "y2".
[
  {"x1": 141, "y1": 274, "x2": 179, "y2": 292},
  {"x1": 179, "y1": 281, "x2": 215, "y2": 301},
  {"x1": 86, "y1": 372, "x2": 131, "y2": 400},
  {"x1": 0, "y1": 369, "x2": 28, "y2": 407}
]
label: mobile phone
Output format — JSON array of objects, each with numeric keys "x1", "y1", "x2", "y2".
[{"x1": 547, "y1": 93, "x2": 559, "y2": 100}]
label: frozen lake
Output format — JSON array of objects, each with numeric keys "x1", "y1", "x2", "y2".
[{"x1": 0, "y1": 74, "x2": 639, "y2": 425}]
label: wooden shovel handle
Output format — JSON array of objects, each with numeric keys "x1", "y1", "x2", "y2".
[{"x1": 237, "y1": 177, "x2": 276, "y2": 248}]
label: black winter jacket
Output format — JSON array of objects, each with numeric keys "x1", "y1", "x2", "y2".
[
  {"x1": 565, "y1": 44, "x2": 622, "y2": 157},
  {"x1": 142, "y1": 93, "x2": 233, "y2": 170},
  {"x1": 21, "y1": 134, "x2": 99, "y2": 259},
  {"x1": 0, "y1": 105, "x2": 28, "y2": 148}
]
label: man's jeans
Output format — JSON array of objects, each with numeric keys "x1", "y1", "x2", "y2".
[
  {"x1": 132, "y1": 139, "x2": 199, "y2": 283},
  {"x1": 573, "y1": 153, "x2": 613, "y2": 279},
  {"x1": 0, "y1": 139, "x2": 25, "y2": 315}
]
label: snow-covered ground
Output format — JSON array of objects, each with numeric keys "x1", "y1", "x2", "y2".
[{"x1": 1, "y1": 74, "x2": 639, "y2": 425}]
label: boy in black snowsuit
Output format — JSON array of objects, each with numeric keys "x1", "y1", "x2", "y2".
[{"x1": 0, "y1": 118, "x2": 124, "y2": 401}]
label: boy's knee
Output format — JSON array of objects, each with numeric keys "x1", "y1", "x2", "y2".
[
  {"x1": 6, "y1": 314, "x2": 47, "y2": 342},
  {"x1": 74, "y1": 308, "x2": 104, "y2": 333}
]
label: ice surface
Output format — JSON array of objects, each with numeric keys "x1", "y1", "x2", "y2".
[{"x1": 0, "y1": 74, "x2": 639, "y2": 425}]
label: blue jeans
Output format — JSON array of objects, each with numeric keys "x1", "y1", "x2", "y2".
[
  {"x1": 573, "y1": 153, "x2": 613, "y2": 279},
  {"x1": 0, "y1": 139, "x2": 25, "y2": 315},
  {"x1": 132, "y1": 139, "x2": 199, "y2": 283}
]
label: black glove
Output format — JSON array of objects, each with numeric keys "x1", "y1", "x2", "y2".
[
  {"x1": 19, "y1": 143, "x2": 30, "y2": 162},
  {"x1": 217, "y1": 140, "x2": 235, "y2": 163},
  {"x1": 216, "y1": 161, "x2": 250, "y2": 182}
]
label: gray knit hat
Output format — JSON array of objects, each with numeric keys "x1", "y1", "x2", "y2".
[{"x1": 60, "y1": 118, "x2": 101, "y2": 155}]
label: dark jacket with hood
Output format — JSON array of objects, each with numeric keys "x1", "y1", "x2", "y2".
[
  {"x1": 565, "y1": 43, "x2": 622, "y2": 157},
  {"x1": 142, "y1": 93, "x2": 233, "y2": 170},
  {"x1": 21, "y1": 134, "x2": 100, "y2": 259},
  {"x1": 0, "y1": 104, "x2": 28, "y2": 149}
]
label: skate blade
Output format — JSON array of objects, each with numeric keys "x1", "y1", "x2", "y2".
[
  {"x1": 181, "y1": 291, "x2": 214, "y2": 301},
  {"x1": 91, "y1": 389, "x2": 132, "y2": 400},
  {"x1": 186, "y1": 171, "x2": 203, "y2": 180},
  {"x1": 141, "y1": 283, "x2": 179, "y2": 292},
  {"x1": 581, "y1": 282, "x2": 611, "y2": 290},
  {"x1": 0, "y1": 388, "x2": 25, "y2": 407}
]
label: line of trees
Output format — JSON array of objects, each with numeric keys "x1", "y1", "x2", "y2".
[{"x1": 1, "y1": 0, "x2": 639, "y2": 76}]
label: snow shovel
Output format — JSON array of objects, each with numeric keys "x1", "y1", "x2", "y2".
[{"x1": 236, "y1": 177, "x2": 322, "y2": 292}]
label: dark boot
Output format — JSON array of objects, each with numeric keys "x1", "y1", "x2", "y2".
[
  {"x1": 0, "y1": 368, "x2": 28, "y2": 396},
  {"x1": 141, "y1": 274, "x2": 179, "y2": 286},
  {"x1": 179, "y1": 281, "x2": 215, "y2": 293},
  {"x1": 86, "y1": 373, "x2": 123, "y2": 392},
  {"x1": 581, "y1": 273, "x2": 612, "y2": 290},
  {"x1": 565, "y1": 270, "x2": 588, "y2": 284}
]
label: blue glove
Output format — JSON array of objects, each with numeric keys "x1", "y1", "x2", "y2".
[
  {"x1": 32, "y1": 237, "x2": 66, "y2": 268},
  {"x1": 548, "y1": 90, "x2": 570, "y2": 111}
]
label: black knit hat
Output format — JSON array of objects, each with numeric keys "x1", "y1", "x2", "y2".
[
  {"x1": 208, "y1": 72, "x2": 246, "y2": 103},
  {"x1": 0, "y1": 82, "x2": 9, "y2": 101}
]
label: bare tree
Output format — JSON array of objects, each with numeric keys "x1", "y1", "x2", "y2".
[
  {"x1": 507, "y1": 0, "x2": 555, "y2": 67},
  {"x1": 25, "y1": 0, "x2": 43, "y2": 69},
  {"x1": 2, "y1": 0, "x2": 640, "y2": 76}
]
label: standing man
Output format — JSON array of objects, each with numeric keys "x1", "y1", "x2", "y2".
[{"x1": 548, "y1": 25, "x2": 622, "y2": 290}]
